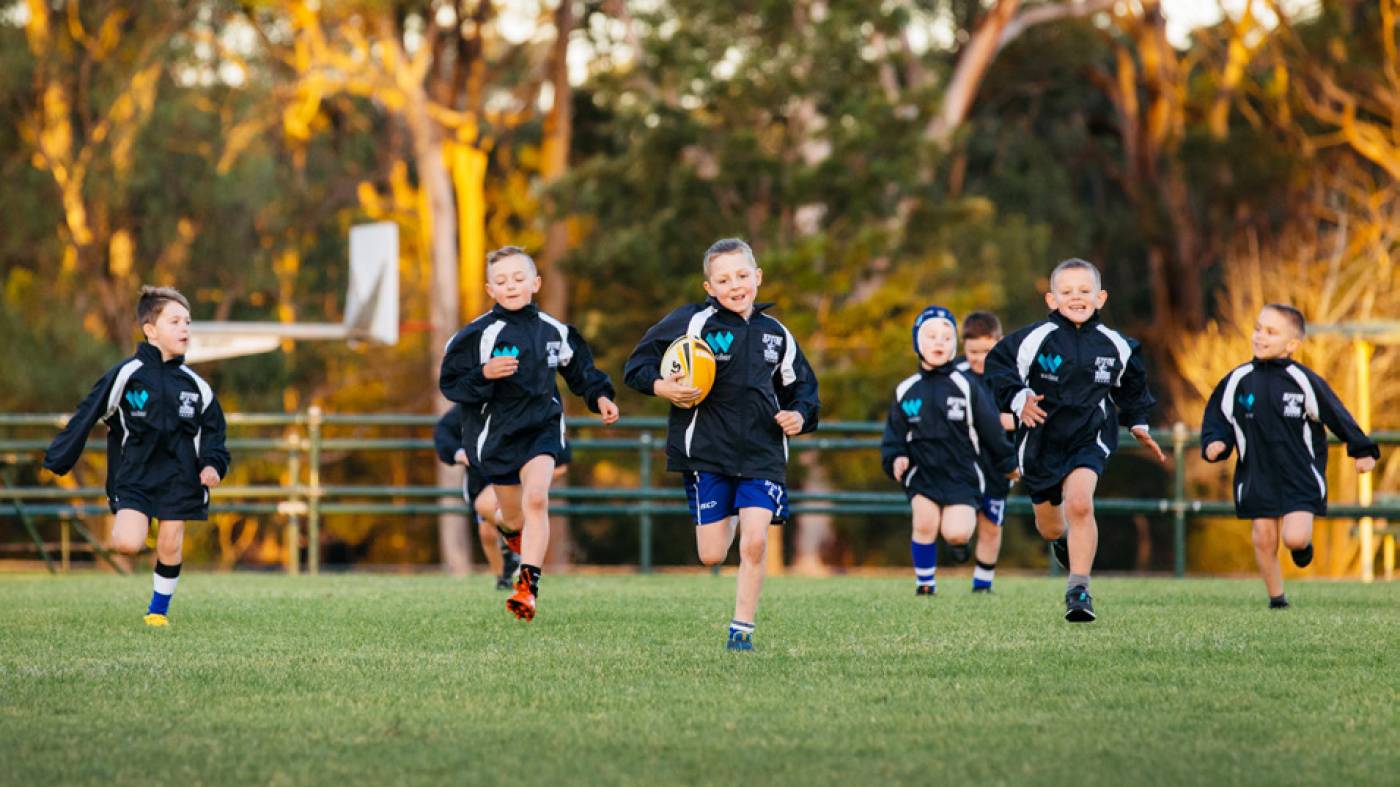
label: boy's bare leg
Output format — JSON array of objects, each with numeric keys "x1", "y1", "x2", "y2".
[
  {"x1": 155, "y1": 520, "x2": 185, "y2": 565},
  {"x1": 515, "y1": 455, "x2": 556, "y2": 567},
  {"x1": 733, "y1": 507, "x2": 774, "y2": 625},
  {"x1": 1061, "y1": 468, "x2": 1101, "y2": 577},
  {"x1": 910, "y1": 495, "x2": 942, "y2": 590},
  {"x1": 974, "y1": 513, "x2": 1002, "y2": 565},
  {"x1": 695, "y1": 516, "x2": 738, "y2": 566},
  {"x1": 473, "y1": 487, "x2": 504, "y2": 576},
  {"x1": 1280, "y1": 511, "x2": 1315, "y2": 553},
  {"x1": 911, "y1": 495, "x2": 943, "y2": 543},
  {"x1": 1252, "y1": 517, "x2": 1284, "y2": 598},
  {"x1": 939, "y1": 505, "x2": 977, "y2": 545},
  {"x1": 1032, "y1": 502, "x2": 1065, "y2": 541},
  {"x1": 110, "y1": 509, "x2": 152, "y2": 555}
]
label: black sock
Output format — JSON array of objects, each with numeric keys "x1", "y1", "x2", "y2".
[
  {"x1": 520, "y1": 564, "x2": 540, "y2": 595},
  {"x1": 1269, "y1": 593, "x2": 1289, "y2": 608}
]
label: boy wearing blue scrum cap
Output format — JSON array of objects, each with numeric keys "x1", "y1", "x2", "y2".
[{"x1": 882, "y1": 306, "x2": 1018, "y2": 596}]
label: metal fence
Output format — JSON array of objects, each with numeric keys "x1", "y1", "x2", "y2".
[{"x1": 2, "y1": 411, "x2": 1396, "y2": 578}]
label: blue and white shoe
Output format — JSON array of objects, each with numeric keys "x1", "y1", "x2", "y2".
[{"x1": 726, "y1": 630, "x2": 754, "y2": 651}]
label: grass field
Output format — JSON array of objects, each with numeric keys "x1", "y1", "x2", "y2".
[{"x1": 1, "y1": 572, "x2": 1397, "y2": 786}]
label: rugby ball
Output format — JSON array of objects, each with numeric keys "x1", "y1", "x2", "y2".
[{"x1": 659, "y1": 335, "x2": 717, "y2": 408}]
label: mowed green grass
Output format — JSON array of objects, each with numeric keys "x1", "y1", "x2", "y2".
[{"x1": 1, "y1": 573, "x2": 1397, "y2": 787}]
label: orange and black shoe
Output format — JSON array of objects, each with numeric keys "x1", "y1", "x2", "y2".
[
  {"x1": 501, "y1": 529, "x2": 523, "y2": 555},
  {"x1": 506, "y1": 576, "x2": 536, "y2": 621}
]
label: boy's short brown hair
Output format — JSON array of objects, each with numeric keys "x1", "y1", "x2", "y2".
[
  {"x1": 962, "y1": 311, "x2": 1003, "y2": 341},
  {"x1": 1263, "y1": 303, "x2": 1306, "y2": 338},
  {"x1": 486, "y1": 245, "x2": 537, "y2": 276},
  {"x1": 136, "y1": 285, "x2": 190, "y2": 326}
]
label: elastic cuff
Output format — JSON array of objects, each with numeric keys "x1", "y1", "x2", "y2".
[{"x1": 1010, "y1": 388, "x2": 1036, "y2": 417}]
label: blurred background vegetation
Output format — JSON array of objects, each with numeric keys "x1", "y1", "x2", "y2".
[{"x1": 1, "y1": 0, "x2": 1395, "y2": 574}]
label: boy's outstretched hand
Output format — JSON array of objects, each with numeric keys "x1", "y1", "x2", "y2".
[
  {"x1": 483, "y1": 355, "x2": 519, "y2": 379},
  {"x1": 1131, "y1": 426, "x2": 1167, "y2": 463},
  {"x1": 1204, "y1": 441, "x2": 1227, "y2": 461},
  {"x1": 775, "y1": 410, "x2": 804, "y2": 436},
  {"x1": 654, "y1": 371, "x2": 702, "y2": 407},
  {"x1": 1356, "y1": 456, "x2": 1377, "y2": 474},
  {"x1": 1019, "y1": 393, "x2": 1047, "y2": 427},
  {"x1": 596, "y1": 396, "x2": 620, "y2": 425},
  {"x1": 892, "y1": 456, "x2": 909, "y2": 482},
  {"x1": 200, "y1": 467, "x2": 221, "y2": 488}
]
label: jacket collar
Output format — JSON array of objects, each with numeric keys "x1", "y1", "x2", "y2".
[
  {"x1": 492, "y1": 302, "x2": 539, "y2": 321},
  {"x1": 1048, "y1": 309, "x2": 1101, "y2": 331},
  {"x1": 919, "y1": 359, "x2": 958, "y2": 376},
  {"x1": 136, "y1": 341, "x2": 184, "y2": 366},
  {"x1": 705, "y1": 297, "x2": 774, "y2": 322},
  {"x1": 1253, "y1": 356, "x2": 1293, "y2": 368}
]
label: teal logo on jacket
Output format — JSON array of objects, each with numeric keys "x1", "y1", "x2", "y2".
[
  {"x1": 124, "y1": 389, "x2": 149, "y2": 411},
  {"x1": 705, "y1": 331, "x2": 734, "y2": 354},
  {"x1": 491, "y1": 345, "x2": 520, "y2": 358}
]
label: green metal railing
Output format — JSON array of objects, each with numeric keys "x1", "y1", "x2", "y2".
[{"x1": 2, "y1": 411, "x2": 1396, "y2": 577}]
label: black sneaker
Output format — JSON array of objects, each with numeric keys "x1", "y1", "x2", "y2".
[
  {"x1": 1050, "y1": 537, "x2": 1070, "y2": 571},
  {"x1": 948, "y1": 543, "x2": 971, "y2": 564},
  {"x1": 1064, "y1": 585, "x2": 1096, "y2": 622},
  {"x1": 1290, "y1": 544, "x2": 1314, "y2": 568},
  {"x1": 971, "y1": 586, "x2": 993, "y2": 594},
  {"x1": 1269, "y1": 595, "x2": 1290, "y2": 609},
  {"x1": 494, "y1": 576, "x2": 512, "y2": 591},
  {"x1": 915, "y1": 585, "x2": 936, "y2": 596}
]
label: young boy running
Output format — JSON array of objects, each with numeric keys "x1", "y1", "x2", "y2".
[
  {"x1": 623, "y1": 238, "x2": 819, "y2": 651},
  {"x1": 440, "y1": 246, "x2": 619, "y2": 620},
  {"x1": 44, "y1": 286, "x2": 230, "y2": 626},
  {"x1": 956, "y1": 310, "x2": 1017, "y2": 593},
  {"x1": 433, "y1": 404, "x2": 519, "y2": 589},
  {"x1": 1200, "y1": 304, "x2": 1379, "y2": 608},
  {"x1": 883, "y1": 306, "x2": 1017, "y2": 596},
  {"x1": 984, "y1": 259, "x2": 1165, "y2": 622}
]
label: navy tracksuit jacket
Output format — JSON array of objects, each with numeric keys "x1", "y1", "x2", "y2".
[
  {"x1": 44, "y1": 342, "x2": 230, "y2": 520},
  {"x1": 881, "y1": 361, "x2": 1017, "y2": 507},
  {"x1": 623, "y1": 298, "x2": 819, "y2": 484},
  {"x1": 983, "y1": 311, "x2": 1155, "y2": 496},
  {"x1": 956, "y1": 359, "x2": 1014, "y2": 500},
  {"x1": 439, "y1": 304, "x2": 612, "y2": 478},
  {"x1": 1201, "y1": 358, "x2": 1379, "y2": 518}
]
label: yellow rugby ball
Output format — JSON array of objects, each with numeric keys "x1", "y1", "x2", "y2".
[{"x1": 659, "y1": 335, "x2": 717, "y2": 408}]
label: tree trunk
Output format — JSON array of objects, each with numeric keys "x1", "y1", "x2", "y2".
[
  {"x1": 537, "y1": 1, "x2": 575, "y2": 569},
  {"x1": 405, "y1": 78, "x2": 471, "y2": 576}
]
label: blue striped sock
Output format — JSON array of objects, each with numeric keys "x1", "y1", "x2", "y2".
[
  {"x1": 728, "y1": 619, "x2": 754, "y2": 637},
  {"x1": 973, "y1": 560, "x2": 995, "y2": 590},
  {"x1": 148, "y1": 562, "x2": 180, "y2": 615},
  {"x1": 912, "y1": 540, "x2": 937, "y2": 590}
]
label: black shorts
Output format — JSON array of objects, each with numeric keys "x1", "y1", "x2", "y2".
[
  {"x1": 1024, "y1": 447, "x2": 1106, "y2": 506},
  {"x1": 899, "y1": 464, "x2": 982, "y2": 510},
  {"x1": 462, "y1": 467, "x2": 488, "y2": 505},
  {"x1": 482, "y1": 426, "x2": 565, "y2": 485},
  {"x1": 109, "y1": 483, "x2": 209, "y2": 521}
]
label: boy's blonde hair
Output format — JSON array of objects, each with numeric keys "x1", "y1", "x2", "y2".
[
  {"x1": 136, "y1": 285, "x2": 190, "y2": 326},
  {"x1": 702, "y1": 238, "x2": 757, "y2": 278},
  {"x1": 486, "y1": 245, "x2": 537, "y2": 277},
  {"x1": 1049, "y1": 258, "x2": 1102, "y2": 290}
]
